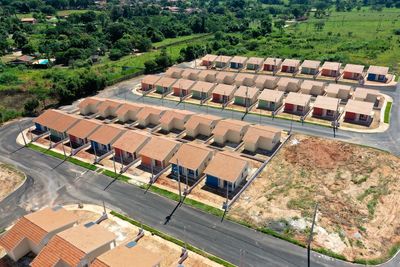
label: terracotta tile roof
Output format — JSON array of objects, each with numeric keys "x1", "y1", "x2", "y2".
[
  {"x1": 115, "y1": 102, "x2": 144, "y2": 118},
  {"x1": 235, "y1": 73, "x2": 256, "y2": 83},
  {"x1": 285, "y1": 92, "x2": 311, "y2": 106},
  {"x1": 325, "y1": 83, "x2": 352, "y2": 94},
  {"x1": 154, "y1": 76, "x2": 176, "y2": 87},
  {"x1": 165, "y1": 67, "x2": 184, "y2": 77},
  {"x1": 353, "y1": 87, "x2": 380, "y2": 99},
  {"x1": 313, "y1": 96, "x2": 340, "y2": 111},
  {"x1": 215, "y1": 71, "x2": 236, "y2": 81},
  {"x1": 181, "y1": 69, "x2": 200, "y2": 79},
  {"x1": 112, "y1": 130, "x2": 151, "y2": 154},
  {"x1": 345, "y1": 99, "x2": 374, "y2": 115},
  {"x1": 67, "y1": 119, "x2": 102, "y2": 139},
  {"x1": 212, "y1": 119, "x2": 250, "y2": 137},
  {"x1": 46, "y1": 112, "x2": 81, "y2": 133},
  {"x1": 97, "y1": 99, "x2": 124, "y2": 115},
  {"x1": 136, "y1": 106, "x2": 168, "y2": 121},
  {"x1": 301, "y1": 60, "x2": 320, "y2": 69},
  {"x1": 204, "y1": 152, "x2": 248, "y2": 183},
  {"x1": 185, "y1": 114, "x2": 221, "y2": 130},
  {"x1": 367, "y1": 65, "x2": 389, "y2": 75},
  {"x1": 170, "y1": 143, "x2": 213, "y2": 170},
  {"x1": 87, "y1": 124, "x2": 125, "y2": 145},
  {"x1": 198, "y1": 70, "x2": 218, "y2": 80},
  {"x1": 212, "y1": 84, "x2": 236, "y2": 96},
  {"x1": 246, "y1": 57, "x2": 264, "y2": 65},
  {"x1": 258, "y1": 89, "x2": 284, "y2": 102},
  {"x1": 77, "y1": 97, "x2": 104, "y2": 110},
  {"x1": 215, "y1": 55, "x2": 232, "y2": 63},
  {"x1": 234, "y1": 86, "x2": 259, "y2": 99},
  {"x1": 191, "y1": 81, "x2": 215, "y2": 94},
  {"x1": 142, "y1": 75, "x2": 161, "y2": 85},
  {"x1": 172, "y1": 79, "x2": 195, "y2": 90},
  {"x1": 343, "y1": 64, "x2": 364, "y2": 74},
  {"x1": 243, "y1": 125, "x2": 281, "y2": 144},
  {"x1": 321, "y1": 61, "x2": 341, "y2": 70},
  {"x1": 159, "y1": 109, "x2": 194, "y2": 125},
  {"x1": 282, "y1": 59, "x2": 301, "y2": 67},
  {"x1": 230, "y1": 56, "x2": 247, "y2": 64},
  {"x1": 255, "y1": 75, "x2": 278, "y2": 84},
  {"x1": 277, "y1": 77, "x2": 301, "y2": 87},
  {"x1": 300, "y1": 80, "x2": 325, "y2": 90},
  {"x1": 93, "y1": 244, "x2": 162, "y2": 267},
  {"x1": 32, "y1": 109, "x2": 64, "y2": 127},
  {"x1": 264, "y1": 58, "x2": 282, "y2": 65},
  {"x1": 201, "y1": 54, "x2": 218, "y2": 62},
  {"x1": 138, "y1": 136, "x2": 180, "y2": 161}
]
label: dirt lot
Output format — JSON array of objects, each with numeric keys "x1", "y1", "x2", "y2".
[
  {"x1": 0, "y1": 163, "x2": 25, "y2": 201},
  {"x1": 230, "y1": 134, "x2": 400, "y2": 261}
]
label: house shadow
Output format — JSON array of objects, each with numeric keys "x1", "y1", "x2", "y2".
[
  {"x1": 200, "y1": 180, "x2": 246, "y2": 200},
  {"x1": 166, "y1": 173, "x2": 198, "y2": 187},
  {"x1": 182, "y1": 134, "x2": 209, "y2": 142}
]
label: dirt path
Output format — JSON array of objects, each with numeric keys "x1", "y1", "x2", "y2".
[{"x1": 0, "y1": 163, "x2": 25, "y2": 202}]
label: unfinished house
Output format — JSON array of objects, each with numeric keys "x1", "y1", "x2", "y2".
[
  {"x1": 214, "y1": 55, "x2": 232, "y2": 69},
  {"x1": 263, "y1": 57, "x2": 282, "y2": 72},
  {"x1": 159, "y1": 109, "x2": 194, "y2": 132},
  {"x1": 96, "y1": 99, "x2": 124, "y2": 119},
  {"x1": 115, "y1": 102, "x2": 144, "y2": 123},
  {"x1": 201, "y1": 54, "x2": 218, "y2": 67},
  {"x1": 321, "y1": 61, "x2": 341, "y2": 77},
  {"x1": 254, "y1": 75, "x2": 279, "y2": 90},
  {"x1": 172, "y1": 78, "x2": 195, "y2": 97},
  {"x1": 344, "y1": 100, "x2": 374, "y2": 125},
  {"x1": 30, "y1": 224, "x2": 117, "y2": 267},
  {"x1": 33, "y1": 109, "x2": 64, "y2": 132},
  {"x1": 300, "y1": 80, "x2": 326, "y2": 96},
  {"x1": 212, "y1": 119, "x2": 250, "y2": 145},
  {"x1": 243, "y1": 125, "x2": 281, "y2": 152},
  {"x1": 139, "y1": 136, "x2": 180, "y2": 170},
  {"x1": 312, "y1": 96, "x2": 341, "y2": 120},
  {"x1": 67, "y1": 119, "x2": 102, "y2": 147},
  {"x1": 170, "y1": 143, "x2": 214, "y2": 179},
  {"x1": 215, "y1": 71, "x2": 237, "y2": 85},
  {"x1": 0, "y1": 207, "x2": 77, "y2": 262},
  {"x1": 353, "y1": 87, "x2": 381, "y2": 107},
  {"x1": 343, "y1": 64, "x2": 364, "y2": 80},
  {"x1": 204, "y1": 151, "x2": 248, "y2": 192},
  {"x1": 112, "y1": 130, "x2": 151, "y2": 162},
  {"x1": 281, "y1": 59, "x2": 301, "y2": 73},
  {"x1": 229, "y1": 56, "x2": 247, "y2": 69},
  {"x1": 234, "y1": 86, "x2": 260, "y2": 107},
  {"x1": 185, "y1": 114, "x2": 222, "y2": 138},
  {"x1": 136, "y1": 106, "x2": 168, "y2": 127},
  {"x1": 284, "y1": 92, "x2": 312, "y2": 115},
  {"x1": 212, "y1": 83, "x2": 237, "y2": 103},
  {"x1": 198, "y1": 70, "x2": 218, "y2": 83},
  {"x1": 367, "y1": 65, "x2": 389, "y2": 83},
  {"x1": 154, "y1": 76, "x2": 176, "y2": 94},
  {"x1": 257, "y1": 89, "x2": 285, "y2": 111},
  {"x1": 181, "y1": 68, "x2": 200, "y2": 81},
  {"x1": 246, "y1": 57, "x2": 264, "y2": 71},
  {"x1": 141, "y1": 75, "x2": 161, "y2": 91},
  {"x1": 87, "y1": 124, "x2": 125, "y2": 155},
  {"x1": 46, "y1": 113, "x2": 81, "y2": 140},
  {"x1": 325, "y1": 83, "x2": 352, "y2": 101},
  {"x1": 234, "y1": 73, "x2": 257, "y2": 87},
  {"x1": 300, "y1": 60, "x2": 321, "y2": 75},
  {"x1": 276, "y1": 77, "x2": 302, "y2": 92},
  {"x1": 191, "y1": 81, "x2": 216, "y2": 100},
  {"x1": 165, "y1": 66, "x2": 184, "y2": 79},
  {"x1": 78, "y1": 97, "x2": 104, "y2": 115}
]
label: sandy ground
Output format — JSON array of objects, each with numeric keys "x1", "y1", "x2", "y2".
[
  {"x1": 230, "y1": 134, "x2": 400, "y2": 261},
  {"x1": 0, "y1": 164, "x2": 25, "y2": 201}
]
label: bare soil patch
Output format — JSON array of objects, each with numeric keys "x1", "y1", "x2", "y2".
[
  {"x1": 0, "y1": 163, "x2": 25, "y2": 201},
  {"x1": 230, "y1": 134, "x2": 400, "y2": 261}
]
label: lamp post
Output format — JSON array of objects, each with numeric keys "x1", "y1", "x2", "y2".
[{"x1": 307, "y1": 203, "x2": 319, "y2": 267}]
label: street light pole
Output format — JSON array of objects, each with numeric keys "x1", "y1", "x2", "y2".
[{"x1": 307, "y1": 203, "x2": 319, "y2": 267}]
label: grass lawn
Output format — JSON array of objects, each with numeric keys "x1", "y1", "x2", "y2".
[
  {"x1": 384, "y1": 101, "x2": 393, "y2": 123},
  {"x1": 153, "y1": 33, "x2": 211, "y2": 48}
]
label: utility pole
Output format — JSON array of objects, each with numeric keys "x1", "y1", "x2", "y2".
[
  {"x1": 307, "y1": 203, "x2": 319, "y2": 267},
  {"x1": 61, "y1": 140, "x2": 67, "y2": 158},
  {"x1": 18, "y1": 120, "x2": 27, "y2": 146},
  {"x1": 93, "y1": 144, "x2": 98, "y2": 163},
  {"x1": 177, "y1": 159, "x2": 182, "y2": 202},
  {"x1": 112, "y1": 150, "x2": 117, "y2": 175}
]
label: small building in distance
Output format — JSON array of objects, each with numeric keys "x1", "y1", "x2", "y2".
[
  {"x1": 281, "y1": 59, "x2": 301, "y2": 73},
  {"x1": 212, "y1": 84, "x2": 237, "y2": 103},
  {"x1": 325, "y1": 83, "x2": 352, "y2": 101},
  {"x1": 234, "y1": 86, "x2": 260, "y2": 107},
  {"x1": 201, "y1": 54, "x2": 218, "y2": 67},
  {"x1": 300, "y1": 60, "x2": 321, "y2": 75},
  {"x1": 198, "y1": 70, "x2": 218, "y2": 83},
  {"x1": 136, "y1": 106, "x2": 168, "y2": 127},
  {"x1": 214, "y1": 55, "x2": 232, "y2": 69},
  {"x1": 20, "y1": 18, "x2": 37, "y2": 24},
  {"x1": 112, "y1": 130, "x2": 151, "y2": 163},
  {"x1": 300, "y1": 80, "x2": 326, "y2": 96},
  {"x1": 321, "y1": 61, "x2": 341, "y2": 77},
  {"x1": 246, "y1": 57, "x2": 264, "y2": 71},
  {"x1": 172, "y1": 78, "x2": 195, "y2": 97},
  {"x1": 45, "y1": 112, "x2": 81, "y2": 140},
  {"x1": 139, "y1": 136, "x2": 180, "y2": 170},
  {"x1": 284, "y1": 92, "x2": 312, "y2": 115},
  {"x1": 312, "y1": 96, "x2": 341, "y2": 120},
  {"x1": 263, "y1": 57, "x2": 282, "y2": 72},
  {"x1": 212, "y1": 119, "x2": 250, "y2": 145},
  {"x1": 234, "y1": 73, "x2": 257, "y2": 87},
  {"x1": 141, "y1": 75, "x2": 161, "y2": 91},
  {"x1": 367, "y1": 65, "x2": 389, "y2": 83},
  {"x1": 96, "y1": 99, "x2": 124, "y2": 119},
  {"x1": 165, "y1": 67, "x2": 184, "y2": 79},
  {"x1": 215, "y1": 71, "x2": 237, "y2": 85},
  {"x1": 257, "y1": 89, "x2": 285, "y2": 111},
  {"x1": 344, "y1": 99, "x2": 374, "y2": 125},
  {"x1": 185, "y1": 114, "x2": 222, "y2": 138},
  {"x1": 67, "y1": 119, "x2": 102, "y2": 147},
  {"x1": 87, "y1": 124, "x2": 125, "y2": 155},
  {"x1": 243, "y1": 124, "x2": 281, "y2": 152},
  {"x1": 353, "y1": 87, "x2": 381, "y2": 106},
  {"x1": 181, "y1": 68, "x2": 200, "y2": 81},
  {"x1": 33, "y1": 109, "x2": 64, "y2": 132},
  {"x1": 254, "y1": 75, "x2": 279, "y2": 90},
  {"x1": 230, "y1": 56, "x2": 248, "y2": 69},
  {"x1": 159, "y1": 109, "x2": 194, "y2": 132},
  {"x1": 78, "y1": 97, "x2": 104, "y2": 116},
  {"x1": 343, "y1": 64, "x2": 364, "y2": 80},
  {"x1": 191, "y1": 81, "x2": 216, "y2": 100},
  {"x1": 115, "y1": 102, "x2": 144, "y2": 123},
  {"x1": 154, "y1": 76, "x2": 176, "y2": 94},
  {"x1": 276, "y1": 77, "x2": 302, "y2": 92}
]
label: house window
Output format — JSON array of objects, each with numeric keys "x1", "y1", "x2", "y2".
[
  {"x1": 359, "y1": 114, "x2": 368, "y2": 121},
  {"x1": 326, "y1": 110, "x2": 334, "y2": 116},
  {"x1": 297, "y1": 106, "x2": 304, "y2": 112}
]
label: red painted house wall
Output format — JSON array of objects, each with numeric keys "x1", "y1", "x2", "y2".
[
  {"x1": 114, "y1": 148, "x2": 123, "y2": 157},
  {"x1": 313, "y1": 107, "x2": 323, "y2": 116},
  {"x1": 212, "y1": 93, "x2": 222, "y2": 103},
  {"x1": 263, "y1": 64, "x2": 272, "y2": 71},
  {"x1": 141, "y1": 82, "x2": 150, "y2": 91},
  {"x1": 281, "y1": 65, "x2": 289, "y2": 72},
  {"x1": 141, "y1": 155, "x2": 152, "y2": 167},
  {"x1": 345, "y1": 112, "x2": 356, "y2": 120},
  {"x1": 173, "y1": 87, "x2": 181, "y2": 96},
  {"x1": 284, "y1": 103, "x2": 294, "y2": 112}
]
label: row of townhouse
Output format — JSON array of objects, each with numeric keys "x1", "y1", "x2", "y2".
[
  {"x1": 200, "y1": 54, "x2": 391, "y2": 83},
  {"x1": 0, "y1": 207, "x2": 161, "y2": 267}
]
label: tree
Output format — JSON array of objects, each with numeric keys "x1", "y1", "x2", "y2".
[
  {"x1": 109, "y1": 48, "x2": 124, "y2": 60},
  {"x1": 12, "y1": 31, "x2": 28, "y2": 49},
  {"x1": 314, "y1": 20, "x2": 325, "y2": 31},
  {"x1": 144, "y1": 59, "x2": 158, "y2": 74},
  {"x1": 136, "y1": 38, "x2": 152, "y2": 52},
  {"x1": 24, "y1": 98, "x2": 39, "y2": 115},
  {"x1": 260, "y1": 17, "x2": 272, "y2": 35},
  {"x1": 274, "y1": 19, "x2": 286, "y2": 32},
  {"x1": 155, "y1": 48, "x2": 173, "y2": 70}
]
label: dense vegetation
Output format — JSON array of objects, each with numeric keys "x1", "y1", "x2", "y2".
[{"x1": 0, "y1": 0, "x2": 399, "y2": 123}]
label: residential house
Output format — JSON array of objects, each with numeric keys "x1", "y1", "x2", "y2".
[
  {"x1": 284, "y1": 92, "x2": 312, "y2": 115},
  {"x1": 87, "y1": 124, "x2": 125, "y2": 155},
  {"x1": 204, "y1": 151, "x2": 248, "y2": 192},
  {"x1": 46, "y1": 113, "x2": 81, "y2": 140},
  {"x1": 30, "y1": 224, "x2": 117, "y2": 267},
  {"x1": 343, "y1": 64, "x2": 364, "y2": 80},
  {"x1": 201, "y1": 54, "x2": 218, "y2": 67},
  {"x1": 115, "y1": 102, "x2": 144, "y2": 123},
  {"x1": 276, "y1": 77, "x2": 302, "y2": 92},
  {"x1": 20, "y1": 18, "x2": 37, "y2": 24},
  {"x1": 300, "y1": 80, "x2": 326, "y2": 96},
  {"x1": 229, "y1": 56, "x2": 247, "y2": 69},
  {"x1": 367, "y1": 65, "x2": 389, "y2": 82},
  {"x1": 234, "y1": 73, "x2": 257, "y2": 87},
  {"x1": 312, "y1": 96, "x2": 341, "y2": 119},
  {"x1": 138, "y1": 136, "x2": 180, "y2": 170},
  {"x1": 141, "y1": 75, "x2": 161, "y2": 91},
  {"x1": 92, "y1": 243, "x2": 161, "y2": 267},
  {"x1": 321, "y1": 62, "x2": 341, "y2": 77},
  {"x1": 281, "y1": 59, "x2": 301, "y2": 73},
  {"x1": 254, "y1": 75, "x2": 279, "y2": 90},
  {"x1": 159, "y1": 109, "x2": 194, "y2": 132},
  {"x1": 67, "y1": 119, "x2": 102, "y2": 147},
  {"x1": 214, "y1": 55, "x2": 232, "y2": 69},
  {"x1": 353, "y1": 87, "x2": 381, "y2": 106},
  {"x1": 263, "y1": 57, "x2": 282, "y2": 72},
  {"x1": 112, "y1": 130, "x2": 151, "y2": 162},
  {"x1": 172, "y1": 78, "x2": 195, "y2": 97},
  {"x1": 181, "y1": 69, "x2": 200, "y2": 81},
  {"x1": 154, "y1": 76, "x2": 177, "y2": 94},
  {"x1": 185, "y1": 114, "x2": 222, "y2": 138},
  {"x1": 165, "y1": 67, "x2": 184, "y2": 79},
  {"x1": 170, "y1": 143, "x2": 214, "y2": 179},
  {"x1": 344, "y1": 100, "x2": 374, "y2": 125},
  {"x1": 191, "y1": 81, "x2": 216, "y2": 100},
  {"x1": 257, "y1": 89, "x2": 285, "y2": 111},
  {"x1": 246, "y1": 57, "x2": 264, "y2": 71},
  {"x1": 136, "y1": 106, "x2": 168, "y2": 127},
  {"x1": 325, "y1": 84, "x2": 352, "y2": 101},
  {"x1": 10, "y1": 55, "x2": 35, "y2": 65},
  {"x1": 78, "y1": 97, "x2": 104, "y2": 115},
  {"x1": 215, "y1": 71, "x2": 237, "y2": 85},
  {"x1": 212, "y1": 119, "x2": 250, "y2": 145},
  {"x1": 33, "y1": 109, "x2": 64, "y2": 132},
  {"x1": 234, "y1": 86, "x2": 259, "y2": 107},
  {"x1": 0, "y1": 207, "x2": 77, "y2": 262},
  {"x1": 198, "y1": 70, "x2": 218, "y2": 83},
  {"x1": 212, "y1": 84, "x2": 237, "y2": 103},
  {"x1": 243, "y1": 124, "x2": 281, "y2": 152},
  {"x1": 300, "y1": 60, "x2": 321, "y2": 75},
  {"x1": 96, "y1": 99, "x2": 124, "y2": 119}
]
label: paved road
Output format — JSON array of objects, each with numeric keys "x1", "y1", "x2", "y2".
[{"x1": 2, "y1": 120, "x2": 400, "y2": 266}]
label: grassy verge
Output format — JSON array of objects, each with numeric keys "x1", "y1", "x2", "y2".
[
  {"x1": 354, "y1": 242, "x2": 400, "y2": 265},
  {"x1": 110, "y1": 210, "x2": 235, "y2": 267},
  {"x1": 102, "y1": 169, "x2": 130, "y2": 182},
  {"x1": 384, "y1": 101, "x2": 392, "y2": 124}
]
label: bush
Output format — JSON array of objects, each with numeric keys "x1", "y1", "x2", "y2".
[
  {"x1": 0, "y1": 72, "x2": 18, "y2": 84},
  {"x1": 24, "y1": 98, "x2": 39, "y2": 116}
]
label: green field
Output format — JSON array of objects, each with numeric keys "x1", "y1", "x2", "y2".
[{"x1": 16, "y1": 9, "x2": 98, "y2": 18}]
